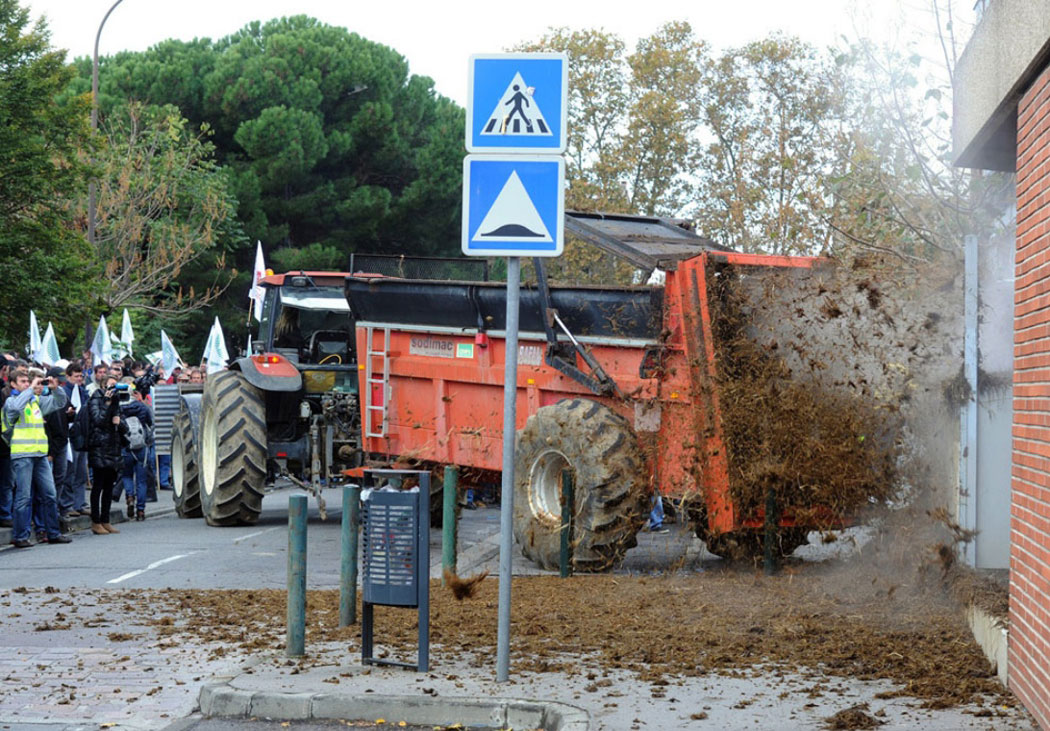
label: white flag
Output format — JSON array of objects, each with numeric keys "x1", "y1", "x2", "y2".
[
  {"x1": 28, "y1": 311, "x2": 44, "y2": 362},
  {"x1": 249, "y1": 241, "x2": 267, "y2": 322},
  {"x1": 160, "y1": 331, "x2": 183, "y2": 375},
  {"x1": 120, "y1": 309, "x2": 135, "y2": 358},
  {"x1": 41, "y1": 323, "x2": 61, "y2": 366},
  {"x1": 204, "y1": 317, "x2": 230, "y2": 374},
  {"x1": 90, "y1": 315, "x2": 113, "y2": 365}
]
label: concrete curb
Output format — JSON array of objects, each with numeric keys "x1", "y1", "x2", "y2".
[
  {"x1": 0, "y1": 493, "x2": 177, "y2": 546},
  {"x1": 967, "y1": 603, "x2": 1009, "y2": 686},
  {"x1": 1, "y1": 506, "x2": 129, "y2": 546},
  {"x1": 198, "y1": 683, "x2": 590, "y2": 730}
]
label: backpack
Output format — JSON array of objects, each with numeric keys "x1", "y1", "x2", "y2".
[
  {"x1": 69, "y1": 403, "x2": 92, "y2": 451},
  {"x1": 124, "y1": 414, "x2": 147, "y2": 451}
]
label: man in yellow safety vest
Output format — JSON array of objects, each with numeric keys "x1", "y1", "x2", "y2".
[{"x1": 2, "y1": 368, "x2": 72, "y2": 548}]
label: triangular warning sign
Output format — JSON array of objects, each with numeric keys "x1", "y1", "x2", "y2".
[
  {"x1": 473, "y1": 171, "x2": 553, "y2": 242},
  {"x1": 480, "y1": 72, "x2": 553, "y2": 137}
]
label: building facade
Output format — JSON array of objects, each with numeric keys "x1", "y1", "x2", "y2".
[{"x1": 954, "y1": 2, "x2": 1050, "y2": 727}]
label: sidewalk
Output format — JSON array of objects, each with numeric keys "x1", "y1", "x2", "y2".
[
  {"x1": 0, "y1": 496, "x2": 1032, "y2": 731},
  {"x1": 0, "y1": 489, "x2": 177, "y2": 547}
]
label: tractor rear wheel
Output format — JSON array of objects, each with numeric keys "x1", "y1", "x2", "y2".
[
  {"x1": 199, "y1": 371, "x2": 267, "y2": 526},
  {"x1": 171, "y1": 407, "x2": 202, "y2": 519},
  {"x1": 513, "y1": 398, "x2": 648, "y2": 572}
]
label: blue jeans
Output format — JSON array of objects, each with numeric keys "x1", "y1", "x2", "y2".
[
  {"x1": 0, "y1": 456, "x2": 11, "y2": 522},
  {"x1": 122, "y1": 448, "x2": 149, "y2": 512},
  {"x1": 145, "y1": 444, "x2": 158, "y2": 499},
  {"x1": 157, "y1": 453, "x2": 171, "y2": 489},
  {"x1": 52, "y1": 454, "x2": 71, "y2": 515},
  {"x1": 11, "y1": 456, "x2": 61, "y2": 542},
  {"x1": 68, "y1": 450, "x2": 89, "y2": 511},
  {"x1": 648, "y1": 494, "x2": 665, "y2": 529}
]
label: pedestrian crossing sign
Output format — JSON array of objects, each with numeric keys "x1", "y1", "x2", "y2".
[
  {"x1": 462, "y1": 155, "x2": 565, "y2": 257},
  {"x1": 467, "y1": 53, "x2": 567, "y2": 153}
]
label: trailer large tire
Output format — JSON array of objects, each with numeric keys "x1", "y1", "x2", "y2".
[
  {"x1": 513, "y1": 398, "x2": 648, "y2": 572},
  {"x1": 199, "y1": 371, "x2": 267, "y2": 526},
  {"x1": 702, "y1": 529, "x2": 808, "y2": 563},
  {"x1": 171, "y1": 408, "x2": 202, "y2": 519}
]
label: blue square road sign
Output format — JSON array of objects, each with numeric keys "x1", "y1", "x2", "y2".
[
  {"x1": 462, "y1": 155, "x2": 565, "y2": 257},
  {"x1": 467, "y1": 53, "x2": 568, "y2": 154}
]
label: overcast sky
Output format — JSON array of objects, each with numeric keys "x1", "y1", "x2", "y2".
[{"x1": 22, "y1": 0, "x2": 975, "y2": 106}]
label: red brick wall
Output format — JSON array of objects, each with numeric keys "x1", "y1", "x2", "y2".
[{"x1": 1013, "y1": 63, "x2": 1050, "y2": 731}]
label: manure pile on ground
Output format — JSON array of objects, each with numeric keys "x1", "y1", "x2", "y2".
[
  {"x1": 107, "y1": 567, "x2": 1010, "y2": 711},
  {"x1": 704, "y1": 254, "x2": 961, "y2": 524}
]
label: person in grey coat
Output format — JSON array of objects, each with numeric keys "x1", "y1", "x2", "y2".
[{"x1": 2, "y1": 367, "x2": 71, "y2": 548}]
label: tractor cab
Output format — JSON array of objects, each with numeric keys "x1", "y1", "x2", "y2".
[{"x1": 256, "y1": 272, "x2": 357, "y2": 369}]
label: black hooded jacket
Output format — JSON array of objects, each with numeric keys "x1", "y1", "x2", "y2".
[{"x1": 86, "y1": 389, "x2": 129, "y2": 470}]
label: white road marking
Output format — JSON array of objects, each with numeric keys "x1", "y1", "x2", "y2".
[
  {"x1": 233, "y1": 527, "x2": 280, "y2": 544},
  {"x1": 106, "y1": 553, "x2": 196, "y2": 584}
]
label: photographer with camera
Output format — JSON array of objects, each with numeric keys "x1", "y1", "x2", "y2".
[
  {"x1": 115, "y1": 379, "x2": 153, "y2": 522},
  {"x1": 131, "y1": 364, "x2": 163, "y2": 500},
  {"x1": 86, "y1": 375, "x2": 128, "y2": 535},
  {"x1": 42, "y1": 367, "x2": 72, "y2": 525},
  {"x1": 2, "y1": 367, "x2": 71, "y2": 548}
]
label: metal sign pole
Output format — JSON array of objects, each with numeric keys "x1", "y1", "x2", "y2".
[{"x1": 496, "y1": 256, "x2": 521, "y2": 683}]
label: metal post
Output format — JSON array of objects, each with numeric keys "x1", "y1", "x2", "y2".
[
  {"x1": 496, "y1": 257, "x2": 520, "y2": 683},
  {"x1": 287, "y1": 494, "x2": 307, "y2": 656},
  {"x1": 961, "y1": 234, "x2": 979, "y2": 567},
  {"x1": 442, "y1": 465, "x2": 458, "y2": 583},
  {"x1": 339, "y1": 485, "x2": 361, "y2": 627},
  {"x1": 559, "y1": 469, "x2": 574, "y2": 578},
  {"x1": 89, "y1": 0, "x2": 125, "y2": 260},
  {"x1": 763, "y1": 485, "x2": 778, "y2": 576}
]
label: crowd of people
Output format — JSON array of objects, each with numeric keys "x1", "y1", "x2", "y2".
[{"x1": 0, "y1": 352, "x2": 207, "y2": 548}]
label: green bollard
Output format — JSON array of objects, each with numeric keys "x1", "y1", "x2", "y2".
[
  {"x1": 340, "y1": 485, "x2": 361, "y2": 627},
  {"x1": 442, "y1": 466, "x2": 458, "y2": 584},
  {"x1": 763, "y1": 484, "x2": 778, "y2": 576},
  {"x1": 287, "y1": 494, "x2": 308, "y2": 656},
  {"x1": 559, "y1": 469, "x2": 574, "y2": 578}
]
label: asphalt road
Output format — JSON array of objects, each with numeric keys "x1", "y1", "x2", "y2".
[
  {"x1": 0, "y1": 485, "x2": 727, "y2": 590},
  {"x1": 0, "y1": 489, "x2": 347, "y2": 591}
]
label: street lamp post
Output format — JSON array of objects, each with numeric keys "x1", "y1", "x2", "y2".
[
  {"x1": 86, "y1": 0, "x2": 125, "y2": 351},
  {"x1": 88, "y1": 0, "x2": 124, "y2": 242}
]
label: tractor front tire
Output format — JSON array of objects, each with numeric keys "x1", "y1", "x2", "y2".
[
  {"x1": 513, "y1": 398, "x2": 648, "y2": 572},
  {"x1": 171, "y1": 407, "x2": 202, "y2": 519},
  {"x1": 199, "y1": 371, "x2": 267, "y2": 526}
]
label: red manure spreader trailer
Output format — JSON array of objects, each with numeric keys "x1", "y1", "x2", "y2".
[{"x1": 175, "y1": 213, "x2": 880, "y2": 571}]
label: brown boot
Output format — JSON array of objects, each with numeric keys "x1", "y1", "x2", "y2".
[
  {"x1": 102, "y1": 523, "x2": 120, "y2": 534},
  {"x1": 91, "y1": 523, "x2": 108, "y2": 535}
]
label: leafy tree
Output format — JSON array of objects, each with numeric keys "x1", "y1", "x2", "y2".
[
  {"x1": 270, "y1": 242, "x2": 345, "y2": 272},
  {"x1": 517, "y1": 23, "x2": 708, "y2": 283},
  {"x1": 826, "y1": 4, "x2": 1007, "y2": 263},
  {"x1": 83, "y1": 102, "x2": 245, "y2": 314},
  {"x1": 693, "y1": 35, "x2": 850, "y2": 255},
  {"x1": 0, "y1": 0, "x2": 97, "y2": 346},
  {"x1": 518, "y1": 23, "x2": 706, "y2": 216},
  {"x1": 70, "y1": 16, "x2": 465, "y2": 258},
  {"x1": 63, "y1": 16, "x2": 465, "y2": 356}
]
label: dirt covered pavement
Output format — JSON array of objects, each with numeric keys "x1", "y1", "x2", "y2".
[{"x1": 62, "y1": 554, "x2": 1027, "y2": 727}]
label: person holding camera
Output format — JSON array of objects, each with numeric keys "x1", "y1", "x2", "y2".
[
  {"x1": 117, "y1": 380, "x2": 153, "y2": 521},
  {"x1": 42, "y1": 367, "x2": 72, "y2": 525},
  {"x1": 86, "y1": 375, "x2": 129, "y2": 535},
  {"x1": 2, "y1": 367, "x2": 72, "y2": 548}
]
